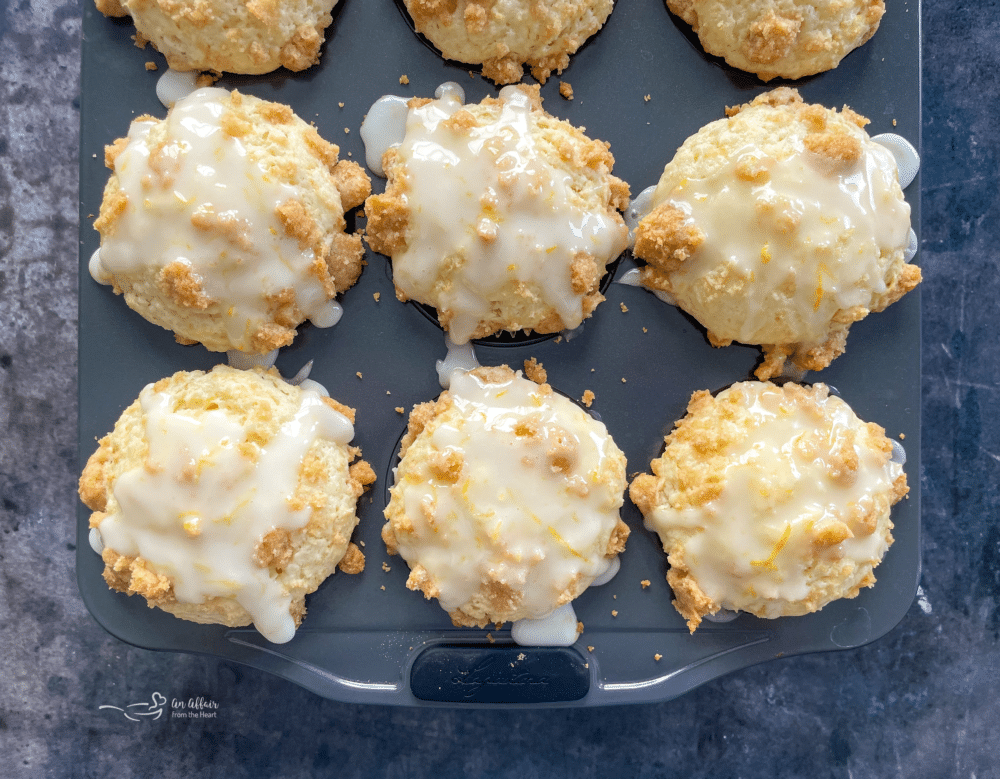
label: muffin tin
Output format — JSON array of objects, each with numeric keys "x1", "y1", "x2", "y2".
[{"x1": 77, "y1": 0, "x2": 921, "y2": 706}]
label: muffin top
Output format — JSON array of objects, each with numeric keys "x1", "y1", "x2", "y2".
[
  {"x1": 404, "y1": 0, "x2": 614, "y2": 84},
  {"x1": 95, "y1": 0, "x2": 341, "y2": 74},
  {"x1": 92, "y1": 88, "x2": 370, "y2": 353},
  {"x1": 79, "y1": 365, "x2": 375, "y2": 643},
  {"x1": 629, "y1": 381, "x2": 908, "y2": 632},
  {"x1": 365, "y1": 84, "x2": 629, "y2": 344},
  {"x1": 382, "y1": 365, "x2": 629, "y2": 627},
  {"x1": 633, "y1": 88, "x2": 919, "y2": 379},
  {"x1": 667, "y1": 0, "x2": 884, "y2": 81}
]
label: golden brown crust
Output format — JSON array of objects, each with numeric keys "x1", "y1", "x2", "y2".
[{"x1": 633, "y1": 202, "x2": 706, "y2": 273}]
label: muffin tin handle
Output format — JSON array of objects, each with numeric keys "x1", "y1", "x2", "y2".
[{"x1": 409, "y1": 644, "x2": 590, "y2": 704}]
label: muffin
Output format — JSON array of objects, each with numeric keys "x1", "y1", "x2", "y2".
[
  {"x1": 382, "y1": 365, "x2": 629, "y2": 628},
  {"x1": 632, "y1": 88, "x2": 920, "y2": 379},
  {"x1": 365, "y1": 84, "x2": 630, "y2": 344},
  {"x1": 91, "y1": 87, "x2": 371, "y2": 354},
  {"x1": 404, "y1": 0, "x2": 614, "y2": 85},
  {"x1": 79, "y1": 365, "x2": 376, "y2": 644},
  {"x1": 668, "y1": 0, "x2": 883, "y2": 81},
  {"x1": 629, "y1": 381, "x2": 908, "y2": 632},
  {"x1": 94, "y1": 0, "x2": 341, "y2": 74}
]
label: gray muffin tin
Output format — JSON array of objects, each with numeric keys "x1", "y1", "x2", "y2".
[{"x1": 78, "y1": 0, "x2": 922, "y2": 706}]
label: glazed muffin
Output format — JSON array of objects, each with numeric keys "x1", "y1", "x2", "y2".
[
  {"x1": 632, "y1": 88, "x2": 919, "y2": 379},
  {"x1": 95, "y1": 0, "x2": 341, "y2": 74},
  {"x1": 365, "y1": 84, "x2": 630, "y2": 344},
  {"x1": 91, "y1": 87, "x2": 371, "y2": 354},
  {"x1": 79, "y1": 365, "x2": 376, "y2": 644},
  {"x1": 629, "y1": 381, "x2": 908, "y2": 632},
  {"x1": 382, "y1": 365, "x2": 629, "y2": 628},
  {"x1": 404, "y1": 0, "x2": 614, "y2": 85},
  {"x1": 667, "y1": 0, "x2": 883, "y2": 81}
]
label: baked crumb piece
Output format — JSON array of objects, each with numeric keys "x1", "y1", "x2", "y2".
[
  {"x1": 337, "y1": 542, "x2": 365, "y2": 574},
  {"x1": 395, "y1": 407, "x2": 405, "y2": 414},
  {"x1": 382, "y1": 562, "x2": 391, "y2": 572},
  {"x1": 587, "y1": 645, "x2": 595, "y2": 652},
  {"x1": 338, "y1": 102, "x2": 345, "y2": 108},
  {"x1": 611, "y1": 609, "x2": 618, "y2": 617},
  {"x1": 373, "y1": 292, "x2": 381, "y2": 302},
  {"x1": 620, "y1": 303, "x2": 628, "y2": 313},
  {"x1": 145, "y1": 62, "x2": 158, "y2": 71},
  {"x1": 644, "y1": 94, "x2": 651, "y2": 102},
  {"x1": 641, "y1": 579, "x2": 651, "y2": 589},
  {"x1": 523, "y1": 357, "x2": 547, "y2": 384},
  {"x1": 356, "y1": 372, "x2": 363, "y2": 379},
  {"x1": 576, "y1": 621, "x2": 585, "y2": 635},
  {"x1": 899, "y1": 433, "x2": 905, "y2": 439},
  {"x1": 559, "y1": 81, "x2": 574, "y2": 100},
  {"x1": 486, "y1": 632, "x2": 494, "y2": 643},
  {"x1": 654, "y1": 653, "x2": 662, "y2": 661},
  {"x1": 400, "y1": 74, "x2": 410, "y2": 85},
  {"x1": 581, "y1": 389, "x2": 595, "y2": 407}
]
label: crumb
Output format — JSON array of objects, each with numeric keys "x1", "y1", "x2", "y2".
[
  {"x1": 620, "y1": 303, "x2": 628, "y2": 313},
  {"x1": 554, "y1": 336, "x2": 563, "y2": 344},
  {"x1": 338, "y1": 102, "x2": 345, "y2": 108},
  {"x1": 382, "y1": 562, "x2": 391, "y2": 572},
  {"x1": 581, "y1": 389, "x2": 595, "y2": 408},
  {"x1": 373, "y1": 292, "x2": 381, "y2": 302},
  {"x1": 587, "y1": 645, "x2": 595, "y2": 652},
  {"x1": 359, "y1": 540, "x2": 365, "y2": 547},
  {"x1": 584, "y1": 663, "x2": 589, "y2": 669},
  {"x1": 380, "y1": 585, "x2": 385, "y2": 591},
  {"x1": 399, "y1": 74, "x2": 410, "y2": 85},
  {"x1": 613, "y1": 594, "x2": 617, "y2": 599},
  {"x1": 523, "y1": 357, "x2": 546, "y2": 384},
  {"x1": 654, "y1": 653, "x2": 662, "y2": 661},
  {"x1": 899, "y1": 433, "x2": 905, "y2": 439},
  {"x1": 642, "y1": 327, "x2": 648, "y2": 333},
  {"x1": 611, "y1": 610, "x2": 618, "y2": 617},
  {"x1": 621, "y1": 378, "x2": 626, "y2": 383},
  {"x1": 344, "y1": 128, "x2": 350, "y2": 134},
  {"x1": 893, "y1": 119, "x2": 897, "y2": 126},
  {"x1": 469, "y1": 71, "x2": 475, "y2": 78},
  {"x1": 559, "y1": 81, "x2": 574, "y2": 100},
  {"x1": 395, "y1": 407, "x2": 405, "y2": 414},
  {"x1": 486, "y1": 632, "x2": 494, "y2": 643},
  {"x1": 644, "y1": 94, "x2": 651, "y2": 102},
  {"x1": 132, "y1": 32, "x2": 149, "y2": 49},
  {"x1": 577, "y1": 621, "x2": 584, "y2": 634},
  {"x1": 641, "y1": 579, "x2": 651, "y2": 589},
  {"x1": 517, "y1": 653, "x2": 526, "y2": 661},
  {"x1": 145, "y1": 62, "x2": 157, "y2": 71}
]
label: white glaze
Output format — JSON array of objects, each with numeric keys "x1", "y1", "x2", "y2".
[
  {"x1": 359, "y1": 94, "x2": 411, "y2": 176},
  {"x1": 435, "y1": 334, "x2": 480, "y2": 389},
  {"x1": 871, "y1": 133, "x2": 920, "y2": 189},
  {"x1": 155, "y1": 68, "x2": 200, "y2": 108},
  {"x1": 93, "y1": 88, "x2": 343, "y2": 352},
  {"x1": 98, "y1": 381, "x2": 354, "y2": 644},
  {"x1": 226, "y1": 349, "x2": 279, "y2": 371},
  {"x1": 510, "y1": 603, "x2": 579, "y2": 647}
]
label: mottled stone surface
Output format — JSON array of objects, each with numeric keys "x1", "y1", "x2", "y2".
[{"x1": 1, "y1": 0, "x2": 999, "y2": 776}]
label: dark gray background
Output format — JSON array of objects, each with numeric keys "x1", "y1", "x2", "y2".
[{"x1": 1, "y1": 0, "x2": 998, "y2": 775}]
